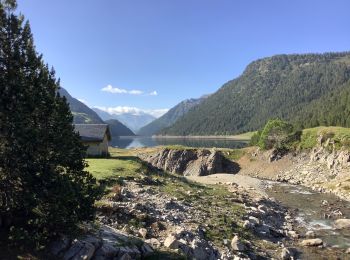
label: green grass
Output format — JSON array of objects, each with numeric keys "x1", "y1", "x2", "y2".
[
  {"x1": 299, "y1": 126, "x2": 350, "y2": 149},
  {"x1": 86, "y1": 158, "x2": 141, "y2": 180},
  {"x1": 221, "y1": 148, "x2": 246, "y2": 161}
]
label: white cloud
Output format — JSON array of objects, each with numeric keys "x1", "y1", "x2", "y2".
[
  {"x1": 149, "y1": 90, "x2": 158, "y2": 96},
  {"x1": 101, "y1": 85, "x2": 144, "y2": 95},
  {"x1": 94, "y1": 106, "x2": 169, "y2": 118},
  {"x1": 129, "y1": 90, "x2": 144, "y2": 95}
]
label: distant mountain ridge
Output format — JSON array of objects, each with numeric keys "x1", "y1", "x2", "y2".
[
  {"x1": 59, "y1": 88, "x2": 134, "y2": 138},
  {"x1": 161, "y1": 51, "x2": 350, "y2": 135},
  {"x1": 93, "y1": 107, "x2": 156, "y2": 133},
  {"x1": 138, "y1": 95, "x2": 209, "y2": 136},
  {"x1": 105, "y1": 119, "x2": 135, "y2": 136}
]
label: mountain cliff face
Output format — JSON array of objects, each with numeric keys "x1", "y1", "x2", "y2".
[
  {"x1": 138, "y1": 96, "x2": 209, "y2": 136},
  {"x1": 161, "y1": 52, "x2": 350, "y2": 135},
  {"x1": 58, "y1": 88, "x2": 105, "y2": 124}
]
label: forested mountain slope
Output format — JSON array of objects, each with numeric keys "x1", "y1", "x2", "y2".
[
  {"x1": 58, "y1": 88, "x2": 105, "y2": 124},
  {"x1": 161, "y1": 52, "x2": 350, "y2": 135},
  {"x1": 138, "y1": 95, "x2": 209, "y2": 136},
  {"x1": 105, "y1": 119, "x2": 135, "y2": 137}
]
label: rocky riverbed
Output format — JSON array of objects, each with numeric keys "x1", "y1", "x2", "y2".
[
  {"x1": 49, "y1": 166, "x2": 298, "y2": 259},
  {"x1": 48, "y1": 144, "x2": 350, "y2": 260}
]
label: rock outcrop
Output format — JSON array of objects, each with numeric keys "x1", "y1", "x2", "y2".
[
  {"x1": 139, "y1": 148, "x2": 239, "y2": 176},
  {"x1": 50, "y1": 225, "x2": 153, "y2": 260},
  {"x1": 310, "y1": 147, "x2": 350, "y2": 169}
]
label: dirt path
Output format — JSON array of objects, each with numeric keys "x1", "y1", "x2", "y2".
[{"x1": 187, "y1": 173, "x2": 269, "y2": 197}]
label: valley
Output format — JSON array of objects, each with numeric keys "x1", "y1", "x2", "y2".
[
  {"x1": 1, "y1": 1, "x2": 350, "y2": 259},
  {"x1": 45, "y1": 128, "x2": 350, "y2": 260}
]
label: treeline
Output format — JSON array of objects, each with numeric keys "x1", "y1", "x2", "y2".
[
  {"x1": 161, "y1": 52, "x2": 350, "y2": 135},
  {"x1": 0, "y1": 0, "x2": 100, "y2": 248}
]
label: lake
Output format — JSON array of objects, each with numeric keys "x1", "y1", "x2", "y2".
[{"x1": 110, "y1": 136, "x2": 248, "y2": 149}]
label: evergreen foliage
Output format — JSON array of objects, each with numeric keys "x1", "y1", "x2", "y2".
[
  {"x1": 162, "y1": 52, "x2": 350, "y2": 135},
  {"x1": 250, "y1": 119, "x2": 301, "y2": 150},
  {"x1": 138, "y1": 96, "x2": 208, "y2": 136},
  {"x1": 0, "y1": 1, "x2": 100, "y2": 247},
  {"x1": 257, "y1": 119, "x2": 300, "y2": 149}
]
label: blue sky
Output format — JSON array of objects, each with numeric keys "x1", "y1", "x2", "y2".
[{"x1": 17, "y1": 0, "x2": 350, "y2": 117}]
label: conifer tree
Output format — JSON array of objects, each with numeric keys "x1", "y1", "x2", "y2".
[{"x1": 0, "y1": 0, "x2": 100, "y2": 246}]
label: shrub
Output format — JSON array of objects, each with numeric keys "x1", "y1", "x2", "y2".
[
  {"x1": 249, "y1": 131, "x2": 261, "y2": 146},
  {"x1": 257, "y1": 119, "x2": 300, "y2": 150}
]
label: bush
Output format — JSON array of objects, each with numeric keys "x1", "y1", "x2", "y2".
[
  {"x1": 257, "y1": 119, "x2": 300, "y2": 150},
  {"x1": 249, "y1": 131, "x2": 261, "y2": 146}
]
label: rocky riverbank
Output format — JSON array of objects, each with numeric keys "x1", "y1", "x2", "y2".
[
  {"x1": 47, "y1": 142, "x2": 350, "y2": 259},
  {"x1": 238, "y1": 142, "x2": 350, "y2": 202},
  {"x1": 49, "y1": 155, "x2": 299, "y2": 260}
]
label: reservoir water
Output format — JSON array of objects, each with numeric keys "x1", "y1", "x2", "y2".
[{"x1": 110, "y1": 136, "x2": 248, "y2": 149}]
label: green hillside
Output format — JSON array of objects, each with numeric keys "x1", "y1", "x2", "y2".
[
  {"x1": 138, "y1": 96, "x2": 208, "y2": 136},
  {"x1": 161, "y1": 52, "x2": 350, "y2": 135},
  {"x1": 59, "y1": 88, "x2": 104, "y2": 124}
]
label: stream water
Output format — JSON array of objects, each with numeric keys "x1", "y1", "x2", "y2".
[{"x1": 266, "y1": 182, "x2": 350, "y2": 259}]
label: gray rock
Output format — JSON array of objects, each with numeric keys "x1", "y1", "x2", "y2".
[
  {"x1": 231, "y1": 235, "x2": 245, "y2": 251},
  {"x1": 164, "y1": 235, "x2": 179, "y2": 249},
  {"x1": 117, "y1": 246, "x2": 141, "y2": 259},
  {"x1": 300, "y1": 238, "x2": 323, "y2": 247},
  {"x1": 93, "y1": 242, "x2": 119, "y2": 259},
  {"x1": 281, "y1": 248, "x2": 291, "y2": 260},
  {"x1": 139, "y1": 148, "x2": 238, "y2": 176},
  {"x1": 140, "y1": 243, "x2": 154, "y2": 257},
  {"x1": 145, "y1": 238, "x2": 161, "y2": 248},
  {"x1": 334, "y1": 219, "x2": 350, "y2": 229},
  {"x1": 138, "y1": 228, "x2": 147, "y2": 239},
  {"x1": 305, "y1": 230, "x2": 316, "y2": 238},
  {"x1": 63, "y1": 239, "x2": 96, "y2": 260}
]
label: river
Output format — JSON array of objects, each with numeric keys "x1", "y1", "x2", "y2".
[{"x1": 266, "y1": 182, "x2": 350, "y2": 259}]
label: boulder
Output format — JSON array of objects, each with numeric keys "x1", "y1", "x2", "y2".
[
  {"x1": 300, "y1": 238, "x2": 323, "y2": 247},
  {"x1": 334, "y1": 219, "x2": 350, "y2": 229},
  {"x1": 93, "y1": 243, "x2": 119, "y2": 259},
  {"x1": 63, "y1": 239, "x2": 96, "y2": 260},
  {"x1": 231, "y1": 235, "x2": 245, "y2": 251},
  {"x1": 139, "y1": 148, "x2": 239, "y2": 176},
  {"x1": 145, "y1": 238, "x2": 161, "y2": 248},
  {"x1": 138, "y1": 228, "x2": 147, "y2": 239},
  {"x1": 305, "y1": 230, "x2": 315, "y2": 238},
  {"x1": 281, "y1": 248, "x2": 291, "y2": 260},
  {"x1": 140, "y1": 243, "x2": 154, "y2": 257},
  {"x1": 164, "y1": 235, "x2": 180, "y2": 249}
]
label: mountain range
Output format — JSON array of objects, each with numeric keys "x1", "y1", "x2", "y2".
[
  {"x1": 58, "y1": 88, "x2": 104, "y2": 124},
  {"x1": 161, "y1": 51, "x2": 350, "y2": 135},
  {"x1": 138, "y1": 95, "x2": 209, "y2": 136},
  {"x1": 92, "y1": 108, "x2": 155, "y2": 133},
  {"x1": 58, "y1": 88, "x2": 135, "y2": 137}
]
